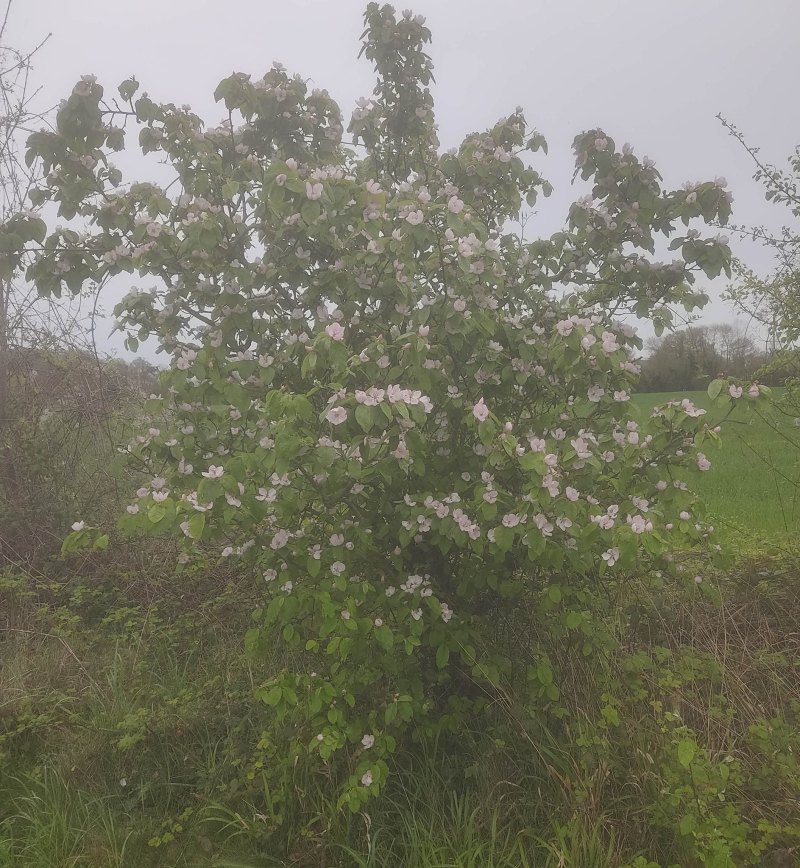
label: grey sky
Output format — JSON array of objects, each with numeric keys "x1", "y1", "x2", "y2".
[{"x1": 12, "y1": 0, "x2": 800, "y2": 361}]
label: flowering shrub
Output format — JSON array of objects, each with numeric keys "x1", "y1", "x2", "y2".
[{"x1": 25, "y1": 4, "x2": 737, "y2": 810}]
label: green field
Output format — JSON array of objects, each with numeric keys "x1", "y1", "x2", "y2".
[{"x1": 633, "y1": 389, "x2": 800, "y2": 543}]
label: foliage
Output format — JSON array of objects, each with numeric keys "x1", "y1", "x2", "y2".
[
  {"x1": 2, "y1": 543, "x2": 800, "y2": 866},
  {"x1": 0, "y1": 3, "x2": 159, "y2": 562},
  {"x1": 720, "y1": 116, "x2": 800, "y2": 344},
  {"x1": 19, "y1": 4, "x2": 751, "y2": 808},
  {"x1": 638, "y1": 323, "x2": 781, "y2": 394}
]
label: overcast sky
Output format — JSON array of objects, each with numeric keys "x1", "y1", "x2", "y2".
[{"x1": 12, "y1": 0, "x2": 800, "y2": 361}]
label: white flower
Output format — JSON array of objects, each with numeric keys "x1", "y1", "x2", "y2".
[
  {"x1": 361, "y1": 734, "x2": 375, "y2": 749},
  {"x1": 587, "y1": 385, "x2": 604, "y2": 403},
  {"x1": 628, "y1": 514, "x2": 652, "y2": 534},
  {"x1": 729, "y1": 385, "x2": 743, "y2": 399},
  {"x1": 306, "y1": 181, "x2": 323, "y2": 200},
  {"x1": 326, "y1": 407, "x2": 348, "y2": 425},
  {"x1": 411, "y1": 608, "x2": 423, "y2": 621},
  {"x1": 473, "y1": 398, "x2": 489, "y2": 422},
  {"x1": 331, "y1": 561, "x2": 346, "y2": 576},
  {"x1": 697, "y1": 453, "x2": 711, "y2": 471},
  {"x1": 271, "y1": 529, "x2": 290, "y2": 550},
  {"x1": 71, "y1": 521, "x2": 85, "y2": 531},
  {"x1": 601, "y1": 547, "x2": 619, "y2": 566},
  {"x1": 448, "y1": 195, "x2": 464, "y2": 214},
  {"x1": 325, "y1": 322, "x2": 345, "y2": 341},
  {"x1": 361, "y1": 770, "x2": 373, "y2": 786},
  {"x1": 406, "y1": 209, "x2": 424, "y2": 225},
  {"x1": 202, "y1": 465, "x2": 224, "y2": 478}
]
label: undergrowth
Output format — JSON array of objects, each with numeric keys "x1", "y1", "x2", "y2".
[{"x1": 1, "y1": 547, "x2": 799, "y2": 867}]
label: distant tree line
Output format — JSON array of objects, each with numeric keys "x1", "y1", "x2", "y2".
[{"x1": 637, "y1": 322, "x2": 790, "y2": 392}]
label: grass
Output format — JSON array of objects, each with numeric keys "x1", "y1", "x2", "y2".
[{"x1": 633, "y1": 389, "x2": 800, "y2": 542}]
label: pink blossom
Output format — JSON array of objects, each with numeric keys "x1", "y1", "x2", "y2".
[
  {"x1": 729, "y1": 385, "x2": 743, "y2": 399},
  {"x1": 587, "y1": 385, "x2": 604, "y2": 403},
  {"x1": 325, "y1": 322, "x2": 345, "y2": 341},
  {"x1": 473, "y1": 398, "x2": 489, "y2": 422},
  {"x1": 601, "y1": 547, "x2": 619, "y2": 566},
  {"x1": 556, "y1": 320, "x2": 574, "y2": 337},
  {"x1": 306, "y1": 181, "x2": 323, "y2": 200},
  {"x1": 326, "y1": 407, "x2": 348, "y2": 425},
  {"x1": 448, "y1": 195, "x2": 464, "y2": 214},
  {"x1": 628, "y1": 514, "x2": 653, "y2": 534}
]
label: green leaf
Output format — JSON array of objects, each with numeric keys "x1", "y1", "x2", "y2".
[
  {"x1": 375, "y1": 625, "x2": 394, "y2": 650},
  {"x1": 707, "y1": 378, "x2": 723, "y2": 400},
  {"x1": 301, "y1": 200, "x2": 321, "y2": 224},
  {"x1": 198, "y1": 479, "x2": 222, "y2": 502},
  {"x1": 355, "y1": 403, "x2": 374, "y2": 432},
  {"x1": 435, "y1": 645, "x2": 450, "y2": 669},
  {"x1": 188, "y1": 513, "x2": 205, "y2": 540},
  {"x1": 478, "y1": 419, "x2": 495, "y2": 447},
  {"x1": 677, "y1": 739, "x2": 696, "y2": 768},
  {"x1": 263, "y1": 684, "x2": 283, "y2": 707},
  {"x1": 222, "y1": 180, "x2": 240, "y2": 199},
  {"x1": 148, "y1": 503, "x2": 166, "y2": 523},
  {"x1": 493, "y1": 525, "x2": 514, "y2": 552}
]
